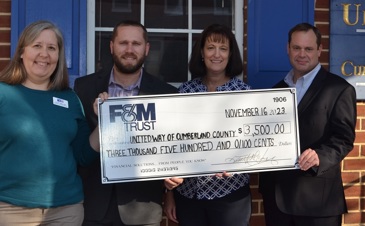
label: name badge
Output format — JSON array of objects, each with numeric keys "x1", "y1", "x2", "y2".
[{"x1": 53, "y1": 97, "x2": 69, "y2": 108}]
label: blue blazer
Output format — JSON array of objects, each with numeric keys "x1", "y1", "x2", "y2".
[
  {"x1": 259, "y1": 66, "x2": 357, "y2": 216},
  {"x1": 74, "y1": 67, "x2": 178, "y2": 224}
]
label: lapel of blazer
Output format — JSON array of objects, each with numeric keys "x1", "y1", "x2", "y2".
[
  {"x1": 297, "y1": 67, "x2": 327, "y2": 115},
  {"x1": 96, "y1": 68, "x2": 112, "y2": 94},
  {"x1": 138, "y1": 71, "x2": 154, "y2": 96}
]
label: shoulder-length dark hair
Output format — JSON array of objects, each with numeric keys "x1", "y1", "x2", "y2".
[
  {"x1": 189, "y1": 24, "x2": 243, "y2": 78},
  {"x1": 0, "y1": 20, "x2": 69, "y2": 90}
]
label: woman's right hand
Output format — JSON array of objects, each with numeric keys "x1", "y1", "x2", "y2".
[{"x1": 164, "y1": 190, "x2": 178, "y2": 223}]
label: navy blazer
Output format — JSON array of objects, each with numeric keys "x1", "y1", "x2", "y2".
[
  {"x1": 259, "y1": 67, "x2": 357, "y2": 216},
  {"x1": 74, "y1": 67, "x2": 178, "y2": 224}
]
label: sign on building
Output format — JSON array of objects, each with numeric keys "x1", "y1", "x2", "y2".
[{"x1": 330, "y1": 1, "x2": 365, "y2": 100}]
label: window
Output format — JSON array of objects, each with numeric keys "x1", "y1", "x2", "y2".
[{"x1": 87, "y1": 0, "x2": 243, "y2": 86}]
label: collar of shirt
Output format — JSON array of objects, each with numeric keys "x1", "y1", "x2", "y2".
[
  {"x1": 284, "y1": 63, "x2": 321, "y2": 104},
  {"x1": 108, "y1": 69, "x2": 143, "y2": 97},
  {"x1": 180, "y1": 77, "x2": 250, "y2": 93}
]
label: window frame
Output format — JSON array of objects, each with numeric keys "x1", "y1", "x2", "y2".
[{"x1": 86, "y1": 0, "x2": 244, "y2": 85}]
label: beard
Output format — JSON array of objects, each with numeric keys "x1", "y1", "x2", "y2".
[{"x1": 112, "y1": 53, "x2": 146, "y2": 74}]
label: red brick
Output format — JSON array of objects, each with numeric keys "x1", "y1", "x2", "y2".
[
  {"x1": 356, "y1": 118, "x2": 361, "y2": 130},
  {"x1": 316, "y1": 23, "x2": 330, "y2": 36},
  {"x1": 319, "y1": 51, "x2": 329, "y2": 63},
  {"x1": 0, "y1": 45, "x2": 10, "y2": 58},
  {"x1": 354, "y1": 131, "x2": 365, "y2": 143},
  {"x1": 342, "y1": 171, "x2": 360, "y2": 184},
  {"x1": 251, "y1": 200, "x2": 259, "y2": 214},
  {"x1": 361, "y1": 198, "x2": 365, "y2": 210},
  {"x1": 0, "y1": 30, "x2": 10, "y2": 43},
  {"x1": 0, "y1": 15, "x2": 10, "y2": 27},
  {"x1": 316, "y1": 0, "x2": 329, "y2": 9},
  {"x1": 0, "y1": 1, "x2": 11, "y2": 13},
  {"x1": 357, "y1": 104, "x2": 365, "y2": 117},
  {"x1": 314, "y1": 10, "x2": 330, "y2": 24},
  {"x1": 343, "y1": 185, "x2": 358, "y2": 197},
  {"x1": 344, "y1": 212, "x2": 365, "y2": 224},
  {"x1": 362, "y1": 172, "x2": 365, "y2": 183},
  {"x1": 321, "y1": 64, "x2": 329, "y2": 71},
  {"x1": 250, "y1": 173, "x2": 259, "y2": 186},
  {"x1": 344, "y1": 184, "x2": 365, "y2": 197},
  {"x1": 343, "y1": 159, "x2": 365, "y2": 171},
  {"x1": 250, "y1": 215, "x2": 266, "y2": 226},
  {"x1": 346, "y1": 198, "x2": 360, "y2": 211},
  {"x1": 347, "y1": 145, "x2": 359, "y2": 157},
  {"x1": 250, "y1": 187, "x2": 263, "y2": 200}
]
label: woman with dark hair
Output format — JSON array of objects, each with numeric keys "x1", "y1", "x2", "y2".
[
  {"x1": 164, "y1": 24, "x2": 252, "y2": 226},
  {"x1": 0, "y1": 20, "x2": 100, "y2": 225}
]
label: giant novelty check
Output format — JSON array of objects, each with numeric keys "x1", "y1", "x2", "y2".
[{"x1": 98, "y1": 88, "x2": 300, "y2": 183}]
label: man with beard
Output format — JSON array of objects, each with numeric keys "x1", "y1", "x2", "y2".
[{"x1": 74, "y1": 20, "x2": 178, "y2": 226}]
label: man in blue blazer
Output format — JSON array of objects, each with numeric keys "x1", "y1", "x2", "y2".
[
  {"x1": 74, "y1": 20, "x2": 177, "y2": 226},
  {"x1": 259, "y1": 23, "x2": 357, "y2": 226}
]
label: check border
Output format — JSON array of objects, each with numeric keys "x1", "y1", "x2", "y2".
[{"x1": 98, "y1": 88, "x2": 300, "y2": 183}]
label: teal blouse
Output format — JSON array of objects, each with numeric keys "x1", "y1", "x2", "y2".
[{"x1": 0, "y1": 83, "x2": 98, "y2": 208}]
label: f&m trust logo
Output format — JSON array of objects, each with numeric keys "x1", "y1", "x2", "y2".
[{"x1": 109, "y1": 103, "x2": 156, "y2": 132}]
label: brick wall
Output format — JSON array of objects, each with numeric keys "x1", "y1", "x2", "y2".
[
  {"x1": 315, "y1": 1, "x2": 365, "y2": 225},
  {"x1": 247, "y1": 2, "x2": 365, "y2": 225},
  {"x1": 0, "y1": 0, "x2": 364, "y2": 225},
  {"x1": 0, "y1": 0, "x2": 11, "y2": 69}
]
